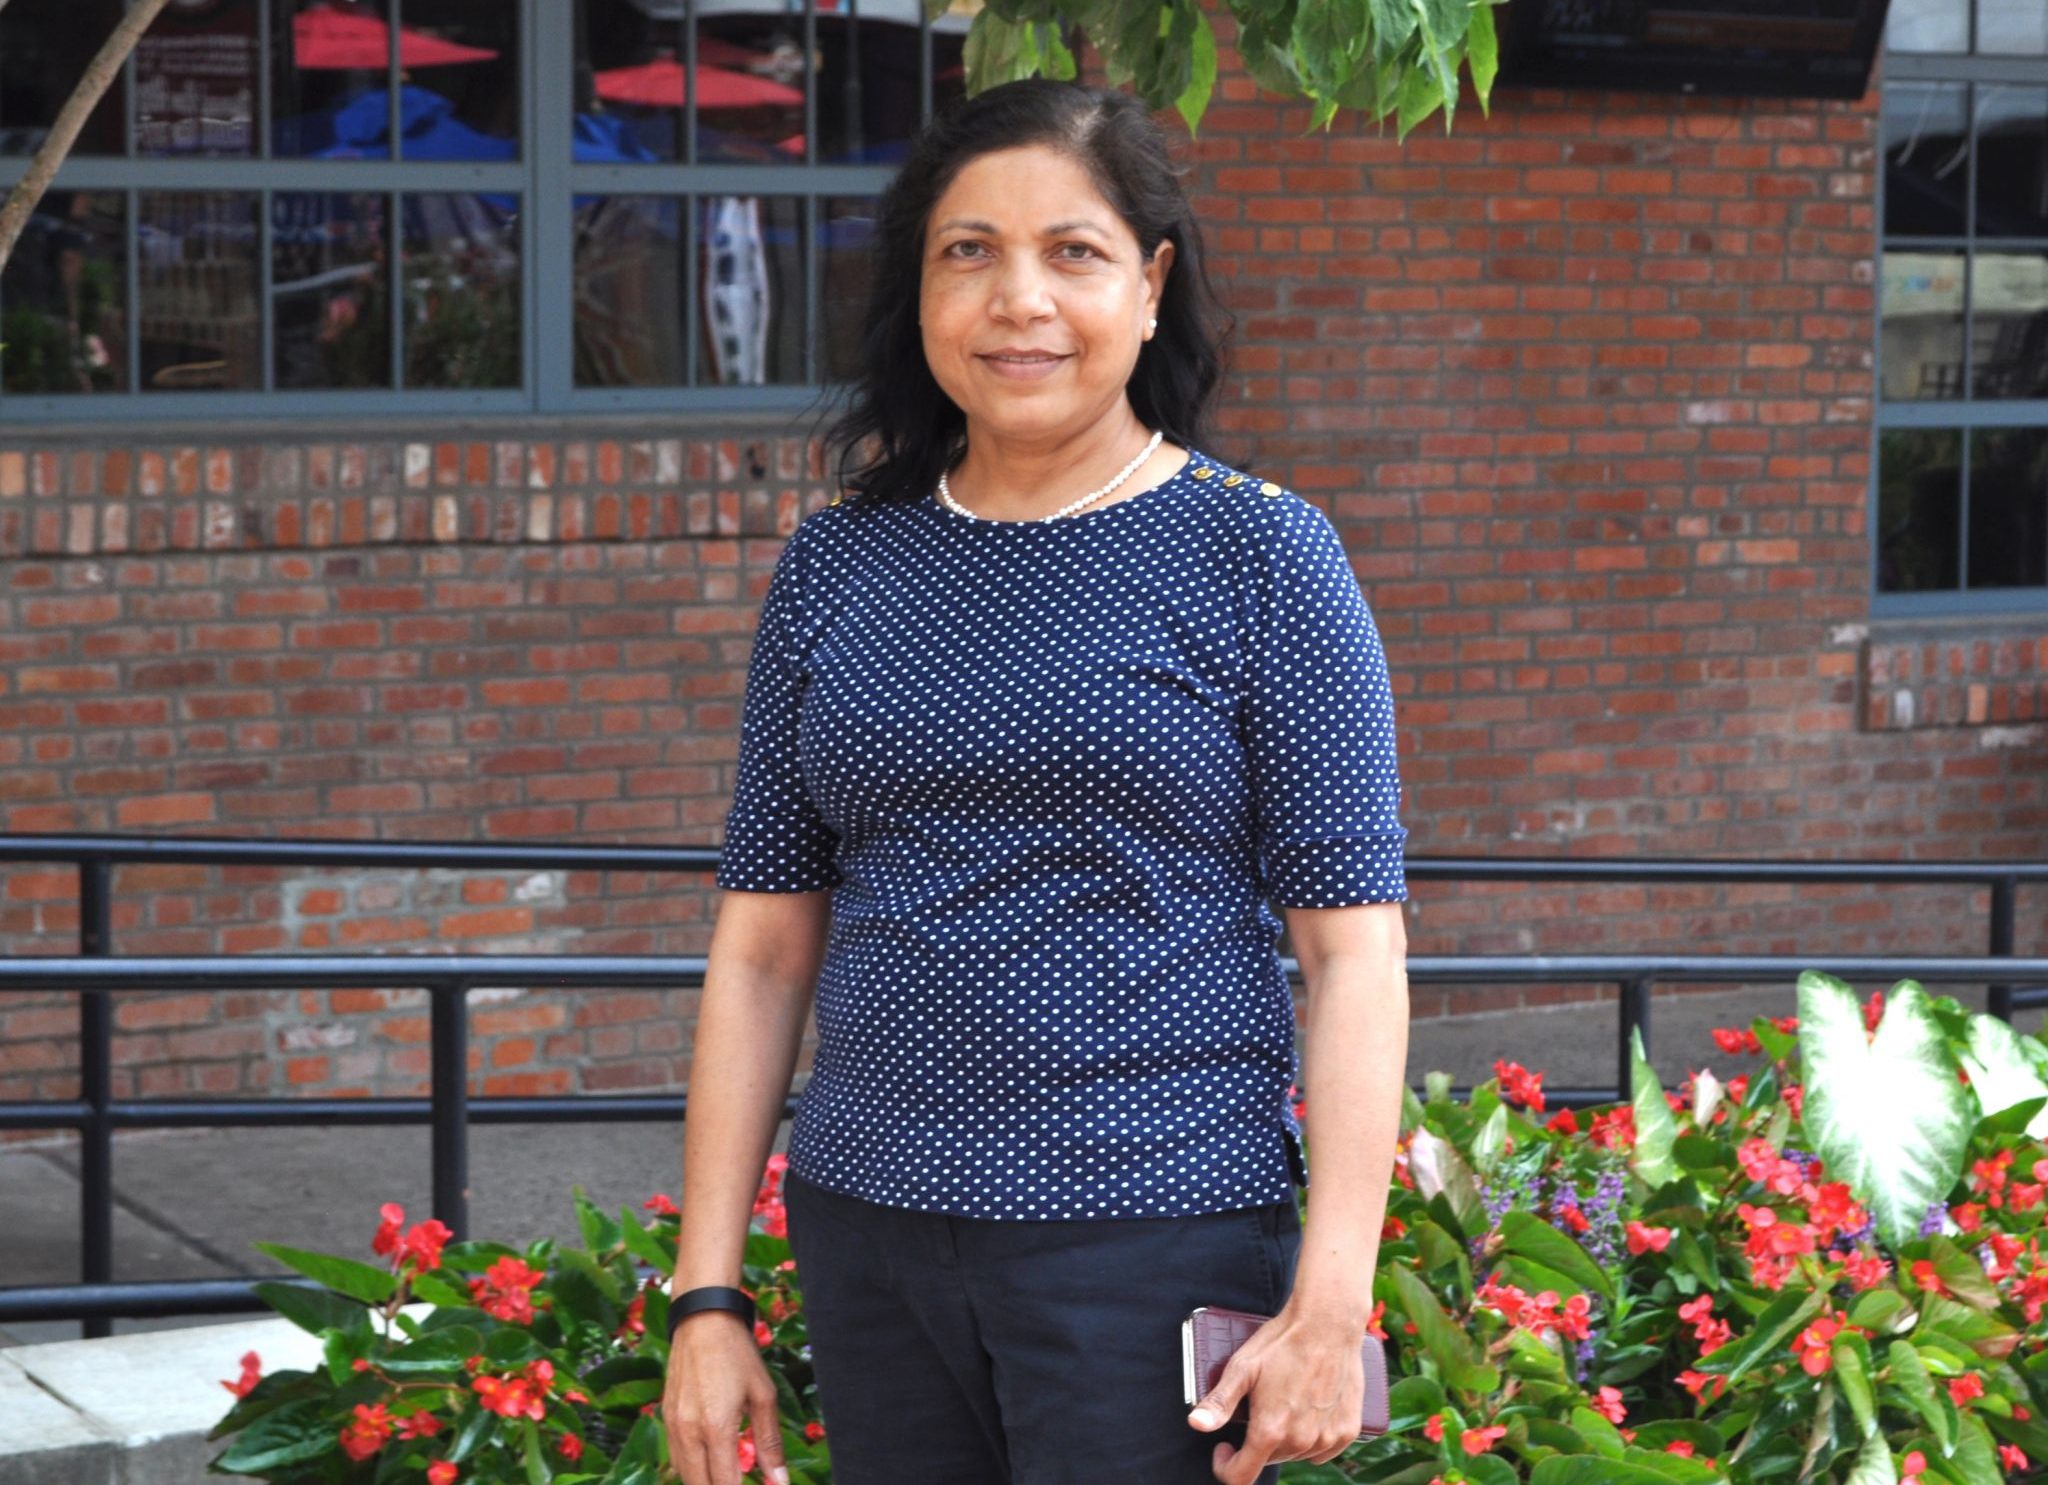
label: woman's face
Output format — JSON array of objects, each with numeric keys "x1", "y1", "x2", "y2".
[{"x1": 919, "y1": 143, "x2": 1173, "y2": 445}]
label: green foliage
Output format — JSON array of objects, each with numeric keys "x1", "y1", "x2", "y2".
[
  {"x1": 212, "y1": 980, "x2": 2048, "y2": 1483},
  {"x1": 933, "y1": 0, "x2": 1505, "y2": 141}
]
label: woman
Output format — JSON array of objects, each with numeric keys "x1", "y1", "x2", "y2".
[{"x1": 661, "y1": 77, "x2": 1411, "y2": 1485}]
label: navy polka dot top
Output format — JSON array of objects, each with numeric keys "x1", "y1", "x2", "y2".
[{"x1": 716, "y1": 446, "x2": 1408, "y2": 1219}]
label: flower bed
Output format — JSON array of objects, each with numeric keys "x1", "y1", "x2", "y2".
[{"x1": 210, "y1": 970, "x2": 2048, "y2": 1484}]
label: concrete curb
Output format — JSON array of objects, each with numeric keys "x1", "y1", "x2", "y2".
[{"x1": 0, "y1": 1315, "x2": 325, "y2": 1485}]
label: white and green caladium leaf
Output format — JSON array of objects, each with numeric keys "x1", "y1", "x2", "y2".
[
  {"x1": 1955, "y1": 1012, "x2": 2048, "y2": 1140},
  {"x1": 1630, "y1": 1025, "x2": 1681, "y2": 1188},
  {"x1": 1797, "y1": 971, "x2": 1974, "y2": 1251}
]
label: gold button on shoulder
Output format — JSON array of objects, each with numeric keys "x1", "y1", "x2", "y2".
[
  {"x1": 1191, "y1": 465, "x2": 1214, "y2": 480},
  {"x1": 1221, "y1": 472, "x2": 1245, "y2": 487},
  {"x1": 828, "y1": 491, "x2": 844, "y2": 505},
  {"x1": 1258, "y1": 480, "x2": 1283, "y2": 497}
]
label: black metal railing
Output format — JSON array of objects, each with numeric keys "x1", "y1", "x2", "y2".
[{"x1": 2, "y1": 832, "x2": 2044, "y2": 1336}]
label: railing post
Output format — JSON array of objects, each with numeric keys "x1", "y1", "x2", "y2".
[
  {"x1": 430, "y1": 979, "x2": 470, "y2": 1239},
  {"x1": 78, "y1": 859, "x2": 114, "y2": 1341},
  {"x1": 1987, "y1": 875, "x2": 2015, "y2": 1024},
  {"x1": 1619, "y1": 976, "x2": 1652, "y2": 1104}
]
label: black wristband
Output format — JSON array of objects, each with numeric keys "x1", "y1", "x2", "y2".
[{"x1": 666, "y1": 1284, "x2": 755, "y2": 1341}]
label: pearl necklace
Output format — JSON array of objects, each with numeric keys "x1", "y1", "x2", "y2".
[{"x1": 937, "y1": 429, "x2": 1165, "y2": 522}]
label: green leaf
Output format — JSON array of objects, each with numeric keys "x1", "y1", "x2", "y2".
[
  {"x1": 1955, "y1": 1012, "x2": 2048, "y2": 1139},
  {"x1": 1531, "y1": 1449, "x2": 1682, "y2": 1485},
  {"x1": 410, "y1": 1271, "x2": 472, "y2": 1310},
  {"x1": 446, "y1": 1399, "x2": 498, "y2": 1464},
  {"x1": 1845, "y1": 1430, "x2": 1900, "y2": 1485},
  {"x1": 1920, "y1": 1234, "x2": 2003, "y2": 1311},
  {"x1": 1629, "y1": 1026, "x2": 1681, "y2": 1188},
  {"x1": 252, "y1": 1242, "x2": 398, "y2": 1305},
  {"x1": 1833, "y1": 1331, "x2": 1878, "y2": 1439},
  {"x1": 1949, "y1": 1412, "x2": 2004, "y2": 1485},
  {"x1": 1888, "y1": 1340, "x2": 1956, "y2": 1454},
  {"x1": 1470, "y1": 1101, "x2": 1509, "y2": 1175},
  {"x1": 379, "y1": 1326, "x2": 483, "y2": 1377},
  {"x1": 1569, "y1": 1405, "x2": 1628, "y2": 1460},
  {"x1": 1388, "y1": 1263, "x2": 1496, "y2": 1392},
  {"x1": 1463, "y1": 0, "x2": 1498, "y2": 110},
  {"x1": 1405, "y1": 1125, "x2": 1485, "y2": 1235},
  {"x1": 1696, "y1": 1284, "x2": 1826, "y2": 1386},
  {"x1": 251, "y1": 1279, "x2": 373, "y2": 1337},
  {"x1": 1499, "y1": 1210, "x2": 1615, "y2": 1302},
  {"x1": 214, "y1": 1397, "x2": 338, "y2": 1473},
  {"x1": 1796, "y1": 972, "x2": 1975, "y2": 1250},
  {"x1": 1173, "y1": 5, "x2": 1217, "y2": 135},
  {"x1": 1387, "y1": 1374, "x2": 1448, "y2": 1430}
]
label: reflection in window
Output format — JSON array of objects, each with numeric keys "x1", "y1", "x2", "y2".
[
  {"x1": 1883, "y1": 85, "x2": 1968, "y2": 238},
  {"x1": 1881, "y1": 252, "x2": 1966, "y2": 399},
  {"x1": 1978, "y1": 0, "x2": 2048, "y2": 55},
  {"x1": 574, "y1": 196, "x2": 684, "y2": 385},
  {"x1": 820, "y1": 196, "x2": 879, "y2": 382},
  {"x1": 690, "y1": 19, "x2": 807, "y2": 164},
  {"x1": 138, "y1": 192, "x2": 260, "y2": 390},
  {"x1": 1967, "y1": 429, "x2": 2048, "y2": 587},
  {"x1": 701, "y1": 195, "x2": 805, "y2": 384},
  {"x1": 1884, "y1": 0, "x2": 1968, "y2": 52},
  {"x1": 1, "y1": 192, "x2": 126, "y2": 394},
  {"x1": 394, "y1": 0, "x2": 518, "y2": 158},
  {"x1": 1877, "y1": 429, "x2": 1963, "y2": 592},
  {"x1": 1970, "y1": 253, "x2": 2048, "y2": 400},
  {"x1": 401, "y1": 193, "x2": 520, "y2": 389},
  {"x1": 0, "y1": 0, "x2": 126, "y2": 156},
  {"x1": 273, "y1": 192, "x2": 392, "y2": 389},
  {"x1": 1974, "y1": 87, "x2": 2048, "y2": 240},
  {"x1": 136, "y1": 0, "x2": 259, "y2": 157}
]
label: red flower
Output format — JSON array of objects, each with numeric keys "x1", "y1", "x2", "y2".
[
  {"x1": 371, "y1": 1203, "x2": 405, "y2": 1260},
  {"x1": 467, "y1": 1255, "x2": 546, "y2": 1325},
  {"x1": 1900, "y1": 1451, "x2": 1928, "y2": 1485},
  {"x1": 428, "y1": 1463, "x2": 459, "y2": 1485},
  {"x1": 1911, "y1": 1259, "x2": 1948, "y2": 1297},
  {"x1": 219, "y1": 1349, "x2": 262, "y2": 1399},
  {"x1": 339, "y1": 1402, "x2": 395, "y2": 1462},
  {"x1": 1997, "y1": 1444, "x2": 2030, "y2": 1473},
  {"x1": 1461, "y1": 1424, "x2": 1508, "y2": 1455},
  {"x1": 1948, "y1": 1371, "x2": 1985, "y2": 1407},
  {"x1": 1365, "y1": 1299, "x2": 1388, "y2": 1341},
  {"x1": 805, "y1": 1420, "x2": 827, "y2": 1441},
  {"x1": 1591, "y1": 1386, "x2": 1627, "y2": 1424},
  {"x1": 1711, "y1": 1026, "x2": 1761, "y2": 1055},
  {"x1": 1795, "y1": 1313, "x2": 1845, "y2": 1376},
  {"x1": 1783, "y1": 1082, "x2": 1804, "y2": 1121},
  {"x1": 644, "y1": 1193, "x2": 680, "y2": 1216},
  {"x1": 1666, "y1": 1441, "x2": 1697, "y2": 1458},
  {"x1": 559, "y1": 1433, "x2": 585, "y2": 1462},
  {"x1": 398, "y1": 1410, "x2": 444, "y2": 1440},
  {"x1": 1587, "y1": 1106, "x2": 1635, "y2": 1152},
  {"x1": 1545, "y1": 1108, "x2": 1580, "y2": 1136},
  {"x1": 368, "y1": 1202, "x2": 451, "y2": 1276},
  {"x1": 1843, "y1": 1250, "x2": 1890, "y2": 1291},
  {"x1": 1678, "y1": 1369, "x2": 1727, "y2": 1404},
  {"x1": 1493, "y1": 1059, "x2": 1547, "y2": 1113},
  {"x1": 1863, "y1": 991, "x2": 1884, "y2": 1036},
  {"x1": 1625, "y1": 1221, "x2": 1673, "y2": 1255},
  {"x1": 1424, "y1": 1412, "x2": 1446, "y2": 1442}
]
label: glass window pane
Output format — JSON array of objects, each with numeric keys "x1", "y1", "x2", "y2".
[
  {"x1": 273, "y1": 191, "x2": 391, "y2": 389},
  {"x1": 1884, "y1": 84, "x2": 1969, "y2": 238},
  {"x1": 698, "y1": 194, "x2": 805, "y2": 384},
  {"x1": 1966, "y1": 428, "x2": 2048, "y2": 588},
  {"x1": 1877, "y1": 428, "x2": 1963, "y2": 592},
  {"x1": 1975, "y1": 86, "x2": 2048, "y2": 239},
  {"x1": 0, "y1": 0, "x2": 126, "y2": 156},
  {"x1": 136, "y1": 0, "x2": 259, "y2": 157},
  {"x1": 1978, "y1": 0, "x2": 2048, "y2": 55},
  {"x1": 1885, "y1": 0, "x2": 1969, "y2": 52},
  {"x1": 1970, "y1": 252, "x2": 2048, "y2": 399},
  {"x1": 574, "y1": 195, "x2": 684, "y2": 385},
  {"x1": 933, "y1": 0, "x2": 981, "y2": 114},
  {"x1": 273, "y1": 0, "x2": 393, "y2": 160},
  {"x1": 401, "y1": 192, "x2": 520, "y2": 389},
  {"x1": 820, "y1": 195, "x2": 878, "y2": 382},
  {"x1": 576, "y1": 0, "x2": 681, "y2": 162},
  {"x1": 1881, "y1": 250, "x2": 1966, "y2": 400},
  {"x1": 1, "y1": 190, "x2": 126, "y2": 393},
  {"x1": 138, "y1": 191, "x2": 260, "y2": 390},
  {"x1": 816, "y1": 3, "x2": 919, "y2": 164},
  {"x1": 692, "y1": 12, "x2": 807, "y2": 164},
  {"x1": 391, "y1": 0, "x2": 518, "y2": 160}
]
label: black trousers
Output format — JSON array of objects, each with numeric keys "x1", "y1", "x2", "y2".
[{"x1": 782, "y1": 1168, "x2": 1305, "y2": 1485}]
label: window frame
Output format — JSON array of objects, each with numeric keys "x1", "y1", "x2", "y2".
[
  {"x1": 1873, "y1": 36, "x2": 2048, "y2": 617},
  {"x1": 0, "y1": 0, "x2": 930, "y2": 423}
]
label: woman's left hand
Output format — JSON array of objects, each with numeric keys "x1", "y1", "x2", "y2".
[{"x1": 1187, "y1": 1302, "x2": 1366, "y2": 1482}]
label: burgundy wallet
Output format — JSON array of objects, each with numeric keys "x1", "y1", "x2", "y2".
[{"x1": 1182, "y1": 1305, "x2": 1391, "y2": 1439}]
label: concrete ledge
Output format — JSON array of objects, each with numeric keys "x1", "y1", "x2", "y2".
[{"x1": 0, "y1": 1315, "x2": 325, "y2": 1485}]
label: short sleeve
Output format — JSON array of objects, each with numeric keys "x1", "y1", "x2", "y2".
[
  {"x1": 1242, "y1": 497, "x2": 1408, "y2": 908},
  {"x1": 716, "y1": 527, "x2": 844, "y2": 893}
]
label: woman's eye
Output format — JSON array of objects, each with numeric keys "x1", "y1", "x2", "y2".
[{"x1": 944, "y1": 241, "x2": 1098, "y2": 260}]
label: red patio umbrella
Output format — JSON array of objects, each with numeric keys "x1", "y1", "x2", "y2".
[
  {"x1": 294, "y1": 1, "x2": 500, "y2": 70},
  {"x1": 595, "y1": 54, "x2": 804, "y2": 110}
]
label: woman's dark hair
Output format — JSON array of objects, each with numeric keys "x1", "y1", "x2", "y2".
[{"x1": 804, "y1": 77, "x2": 1237, "y2": 508}]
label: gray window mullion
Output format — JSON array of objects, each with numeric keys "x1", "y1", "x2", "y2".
[
  {"x1": 260, "y1": 191, "x2": 273, "y2": 392},
  {"x1": 532, "y1": 0, "x2": 570, "y2": 413},
  {"x1": 804, "y1": 194, "x2": 818, "y2": 384}
]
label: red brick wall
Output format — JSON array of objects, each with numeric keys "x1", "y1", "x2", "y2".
[{"x1": 4, "y1": 21, "x2": 2046, "y2": 1131}]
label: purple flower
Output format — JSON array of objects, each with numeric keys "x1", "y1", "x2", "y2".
[{"x1": 1919, "y1": 1201, "x2": 1948, "y2": 1238}]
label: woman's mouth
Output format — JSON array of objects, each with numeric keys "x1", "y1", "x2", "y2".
[{"x1": 979, "y1": 353, "x2": 1070, "y2": 379}]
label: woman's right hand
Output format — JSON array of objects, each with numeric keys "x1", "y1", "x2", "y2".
[{"x1": 662, "y1": 1310, "x2": 791, "y2": 1485}]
